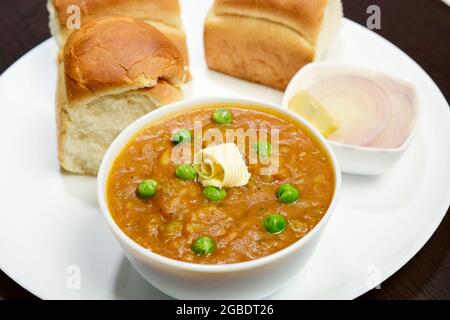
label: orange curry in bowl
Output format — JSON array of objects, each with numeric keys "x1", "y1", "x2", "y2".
[{"x1": 107, "y1": 105, "x2": 335, "y2": 264}]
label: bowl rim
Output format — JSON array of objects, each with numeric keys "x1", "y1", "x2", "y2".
[
  {"x1": 97, "y1": 97, "x2": 342, "y2": 273},
  {"x1": 282, "y1": 62, "x2": 422, "y2": 153}
]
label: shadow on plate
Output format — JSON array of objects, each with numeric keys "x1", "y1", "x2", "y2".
[
  {"x1": 60, "y1": 168, "x2": 98, "y2": 208},
  {"x1": 114, "y1": 256, "x2": 172, "y2": 300},
  {"x1": 338, "y1": 134, "x2": 426, "y2": 214}
]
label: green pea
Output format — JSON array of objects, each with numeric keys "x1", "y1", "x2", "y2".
[
  {"x1": 171, "y1": 129, "x2": 192, "y2": 145},
  {"x1": 254, "y1": 140, "x2": 272, "y2": 158},
  {"x1": 137, "y1": 179, "x2": 158, "y2": 199},
  {"x1": 276, "y1": 183, "x2": 300, "y2": 204},
  {"x1": 263, "y1": 213, "x2": 287, "y2": 234},
  {"x1": 176, "y1": 164, "x2": 198, "y2": 180},
  {"x1": 213, "y1": 108, "x2": 233, "y2": 125},
  {"x1": 203, "y1": 186, "x2": 227, "y2": 201},
  {"x1": 192, "y1": 236, "x2": 216, "y2": 256}
]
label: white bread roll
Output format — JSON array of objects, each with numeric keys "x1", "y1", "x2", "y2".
[
  {"x1": 204, "y1": 0, "x2": 343, "y2": 90},
  {"x1": 47, "y1": 0, "x2": 190, "y2": 78},
  {"x1": 56, "y1": 17, "x2": 185, "y2": 175}
]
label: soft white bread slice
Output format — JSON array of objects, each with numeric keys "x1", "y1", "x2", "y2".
[
  {"x1": 47, "y1": 0, "x2": 190, "y2": 78},
  {"x1": 56, "y1": 17, "x2": 184, "y2": 175},
  {"x1": 204, "y1": 0, "x2": 343, "y2": 90}
]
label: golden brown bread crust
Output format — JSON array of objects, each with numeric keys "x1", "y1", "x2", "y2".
[
  {"x1": 53, "y1": 0, "x2": 181, "y2": 30},
  {"x1": 50, "y1": 0, "x2": 190, "y2": 79},
  {"x1": 205, "y1": 0, "x2": 341, "y2": 90},
  {"x1": 56, "y1": 62, "x2": 67, "y2": 157},
  {"x1": 148, "y1": 20, "x2": 190, "y2": 80},
  {"x1": 214, "y1": 0, "x2": 328, "y2": 45},
  {"x1": 64, "y1": 17, "x2": 184, "y2": 105},
  {"x1": 204, "y1": 11, "x2": 314, "y2": 90}
]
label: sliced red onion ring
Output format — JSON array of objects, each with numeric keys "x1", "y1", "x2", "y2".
[{"x1": 307, "y1": 73, "x2": 417, "y2": 149}]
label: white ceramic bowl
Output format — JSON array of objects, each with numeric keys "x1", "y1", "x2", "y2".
[
  {"x1": 97, "y1": 98, "x2": 341, "y2": 300},
  {"x1": 283, "y1": 63, "x2": 421, "y2": 175}
]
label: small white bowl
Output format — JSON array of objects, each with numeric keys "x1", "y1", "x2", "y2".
[
  {"x1": 283, "y1": 63, "x2": 421, "y2": 175},
  {"x1": 98, "y1": 97, "x2": 341, "y2": 300}
]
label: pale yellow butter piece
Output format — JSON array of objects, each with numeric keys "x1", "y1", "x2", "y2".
[
  {"x1": 288, "y1": 90, "x2": 339, "y2": 138},
  {"x1": 194, "y1": 143, "x2": 251, "y2": 188}
]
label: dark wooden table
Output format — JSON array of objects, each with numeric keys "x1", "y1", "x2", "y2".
[{"x1": 0, "y1": 0, "x2": 448, "y2": 300}]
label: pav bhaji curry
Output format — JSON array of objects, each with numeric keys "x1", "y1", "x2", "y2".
[{"x1": 107, "y1": 105, "x2": 335, "y2": 264}]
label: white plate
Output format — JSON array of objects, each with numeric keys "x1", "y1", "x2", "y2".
[{"x1": 1, "y1": 0, "x2": 449, "y2": 300}]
